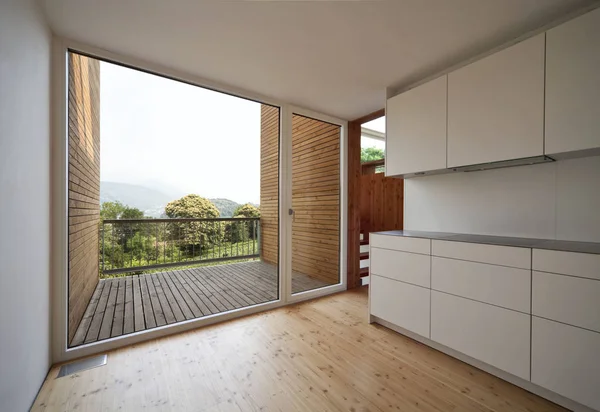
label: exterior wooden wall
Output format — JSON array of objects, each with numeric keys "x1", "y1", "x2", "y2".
[
  {"x1": 292, "y1": 115, "x2": 340, "y2": 284},
  {"x1": 68, "y1": 53, "x2": 101, "y2": 343},
  {"x1": 260, "y1": 105, "x2": 279, "y2": 265},
  {"x1": 359, "y1": 173, "x2": 404, "y2": 240}
]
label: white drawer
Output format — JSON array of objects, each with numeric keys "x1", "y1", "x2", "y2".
[
  {"x1": 533, "y1": 249, "x2": 600, "y2": 281},
  {"x1": 533, "y1": 271, "x2": 600, "y2": 333},
  {"x1": 370, "y1": 234, "x2": 430, "y2": 255},
  {"x1": 432, "y1": 257, "x2": 530, "y2": 313},
  {"x1": 371, "y1": 248, "x2": 430, "y2": 288},
  {"x1": 431, "y1": 291, "x2": 530, "y2": 380},
  {"x1": 370, "y1": 275, "x2": 430, "y2": 338},
  {"x1": 432, "y1": 240, "x2": 530, "y2": 269},
  {"x1": 532, "y1": 317, "x2": 600, "y2": 411}
]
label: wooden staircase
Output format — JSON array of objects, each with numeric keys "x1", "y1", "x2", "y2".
[{"x1": 359, "y1": 232, "x2": 370, "y2": 284}]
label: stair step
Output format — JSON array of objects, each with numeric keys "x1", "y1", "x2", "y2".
[
  {"x1": 360, "y1": 251, "x2": 369, "y2": 260},
  {"x1": 360, "y1": 239, "x2": 369, "y2": 246},
  {"x1": 359, "y1": 267, "x2": 369, "y2": 277}
]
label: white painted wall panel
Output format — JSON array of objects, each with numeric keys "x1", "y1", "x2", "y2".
[
  {"x1": 0, "y1": 1, "x2": 51, "y2": 411},
  {"x1": 405, "y1": 156, "x2": 600, "y2": 243}
]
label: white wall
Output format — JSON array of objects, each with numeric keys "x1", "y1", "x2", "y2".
[
  {"x1": 405, "y1": 156, "x2": 600, "y2": 243},
  {"x1": 0, "y1": 1, "x2": 52, "y2": 411}
]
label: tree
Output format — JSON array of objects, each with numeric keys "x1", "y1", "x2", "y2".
[
  {"x1": 165, "y1": 194, "x2": 221, "y2": 254},
  {"x1": 100, "y1": 201, "x2": 144, "y2": 220},
  {"x1": 226, "y1": 204, "x2": 260, "y2": 242},
  {"x1": 233, "y1": 203, "x2": 260, "y2": 218},
  {"x1": 361, "y1": 147, "x2": 384, "y2": 163}
]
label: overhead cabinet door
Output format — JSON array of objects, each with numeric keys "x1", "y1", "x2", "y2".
[
  {"x1": 386, "y1": 75, "x2": 447, "y2": 176},
  {"x1": 545, "y1": 7, "x2": 600, "y2": 156},
  {"x1": 447, "y1": 34, "x2": 545, "y2": 168}
]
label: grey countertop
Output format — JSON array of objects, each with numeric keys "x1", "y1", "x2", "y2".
[{"x1": 373, "y1": 230, "x2": 600, "y2": 255}]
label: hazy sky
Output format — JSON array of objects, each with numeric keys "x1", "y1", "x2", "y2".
[
  {"x1": 100, "y1": 61, "x2": 262, "y2": 204},
  {"x1": 362, "y1": 117, "x2": 386, "y2": 150},
  {"x1": 100, "y1": 61, "x2": 385, "y2": 205}
]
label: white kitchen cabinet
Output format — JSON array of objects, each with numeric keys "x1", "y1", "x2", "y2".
[
  {"x1": 532, "y1": 317, "x2": 600, "y2": 411},
  {"x1": 371, "y1": 248, "x2": 431, "y2": 288},
  {"x1": 370, "y1": 234, "x2": 430, "y2": 255},
  {"x1": 431, "y1": 291, "x2": 531, "y2": 380},
  {"x1": 533, "y1": 271, "x2": 600, "y2": 333},
  {"x1": 545, "y1": 7, "x2": 600, "y2": 156},
  {"x1": 533, "y1": 249, "x2": 600, "y2": 281},
  {"x1": 432, "y1": 257, "x2": 530, "y2": 313},
  {"x1": 370, "y1": 275, "x2": 430, "y2": 338},
  {"x1": 432, "y1": 240, "x2": 531, "y2": 270},
  {"x1": 447, "y1": 34, "x2": 545, "y2": 168},
  {"x1": 386, "y1": 75, "x2": 447, "y2": 176}
]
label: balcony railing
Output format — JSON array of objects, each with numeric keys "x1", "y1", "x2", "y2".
[{"x1": 100, "y1": 217, "x2": 260, "y2": 276}]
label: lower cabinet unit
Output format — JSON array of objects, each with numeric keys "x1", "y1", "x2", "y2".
[
  {"x1": 532, "y1": 317, "x2": 600, "y2": 411},
  {"x1": 370, "y1": 232, "x2": 600, "y2": 412},
  {"x1": 430, "y1": 291, "x2": 531, "y2": 380},
  {"x1": 370, "y1": 275, "x2": 430, "y2": 338}
]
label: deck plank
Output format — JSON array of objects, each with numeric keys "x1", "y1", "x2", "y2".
[
  {"x1": 84, "y1": 280, "x2": 112, "y2": 344},
  {"x1": 186, "y1": 268, "x2": 237, "y2": 311},
  {"x1": 139, "y1": 275, "x2": 157, "y2": 329},
  {"x1": 123, "y1": 277, "x2": 134, "y2": 334},
  {"x1": 152, "y1": 274, "x2": 176, "y2": 324},
  {"x1": 179, "y1": 269, "x2": 220, "y2": 314},
  {"x1": 169, "y1": 271, "x2": 207, "y2": 317},
  {"x1": 98, "y1": 279, "x2": 119, "y2": 340},
  {"x1": 156, "y1": 272, "x2": 186, "y2": 322},
  {"x1": 72, "y1": 261, "x2": 338, "y2": 347},
  {"x1": 110, "y1": 278, "x2": 126, "y2": 338},
  {"x1": 145, "y1": 274, "x2": 166, "y2": 327},
  {"x1": 132, "y1": 275, "x2": 145, "y2": 332},
  {"x1": 162, "y1": 272, "x2": 195, "y2": 320},
  {"x1": 71, "y1": 280, "x2": 105, "y2": 347}
]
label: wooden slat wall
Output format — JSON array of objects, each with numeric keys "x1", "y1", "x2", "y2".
[
  {"x1": 359, "y1": 173, "x2": 404, "y2": 241},
  {"x1": 68, "y1": 53, "x2": 101, "y2": 344},
  {"x1": 292, "y1": 115, "x2": 340, "y2": 284},
  {"x1": 260, "y1": 105, "x2": 279, "y2": 265}
]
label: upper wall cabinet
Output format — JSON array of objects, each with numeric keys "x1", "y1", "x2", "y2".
[
  {"x1": 545, "y1": 8, "x2": 600, "y2": 156},
  {"x1": 447, "y1": 34, "x2": 545, "y2": 168},
  {"x1": 386, "y1": 75, "x2": 447, "y2": 177}
]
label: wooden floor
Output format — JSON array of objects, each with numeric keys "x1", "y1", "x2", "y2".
[
  {"x1": 40, "y1": 287, "x2": 565, "y2": 412},
  {"x1": 71, "y1": 260, "x2": 331, "y2": 347}
]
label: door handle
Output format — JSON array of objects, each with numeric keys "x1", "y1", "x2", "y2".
[{"x1": 289, "y1": 208, "x2": 295, "y2": 222}]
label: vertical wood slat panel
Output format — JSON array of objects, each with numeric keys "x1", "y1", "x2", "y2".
[
  {"x1": 260, "y1": 105, "x2": 280, "y2": 266},
  {"x1": 292, "y1": 115, "x2": 341, "y2": 285}
]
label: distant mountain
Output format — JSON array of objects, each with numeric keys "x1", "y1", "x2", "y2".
[
  {"x1": 210, "y1": 198, "x2": 240, "y2": 218},
  {"x1": 100, "y1": 181, "x2": 173, "y2": 218},
  {"x1": 100, "y1": 181, "x2": 257, "y2": 219}
]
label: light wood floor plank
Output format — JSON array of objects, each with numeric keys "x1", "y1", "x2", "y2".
[{"x1": 36, "y1": 288, "x2": 565, "y2": 412}]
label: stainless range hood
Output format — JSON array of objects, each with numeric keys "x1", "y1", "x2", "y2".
[{"x1": 449, "y1": 155, "x2": 555, "y2": 173}]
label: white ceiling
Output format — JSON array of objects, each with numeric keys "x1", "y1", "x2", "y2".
[{"x1": 40, "y1": 0, "x2": 596, "y2": 120}]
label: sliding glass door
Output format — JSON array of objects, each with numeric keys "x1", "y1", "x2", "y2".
[{"x1": 286, "y1": 111, "x2": 343, "y2": 297}]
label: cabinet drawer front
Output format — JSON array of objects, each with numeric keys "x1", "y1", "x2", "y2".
[
  {"x1": 431, "y1": 291, "x2": 530, "y2": 380},
  {"x1": 532, "y1": 317, "x2": 600, "y2": 411},
  {"x1": 370, "y1": 275, "x2": 430, "y2": 338},
  {"x1": 533, "y1": 271, "x2": 600, "y2": 333},
  {"x1": 371, "y1": 248, "x2": 430, "y2": 288},
  {"x1": 432, "y1": 240, "x2": 530, "y2": 269},
  {"x1": 533, "y1": 249, "x2": 600, "y2": 280},
  {"x1": 370, "y1": 234, "x2": 430, "y2": 255},
  {"x1": 432, "y1": 257, "x2": 530, "y2": 313}
]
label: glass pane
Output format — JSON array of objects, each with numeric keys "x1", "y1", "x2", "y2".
[
  {"x1": 291, "y1": 114, "x2": 341, "y2": 294},
  {"x1": 67, "y1": 51, "x2": 279, "y2": 347}
]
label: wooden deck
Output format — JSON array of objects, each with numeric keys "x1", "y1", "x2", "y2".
[{"x1": 71, "y1": 260, "x2": 331, "y2": 347}]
